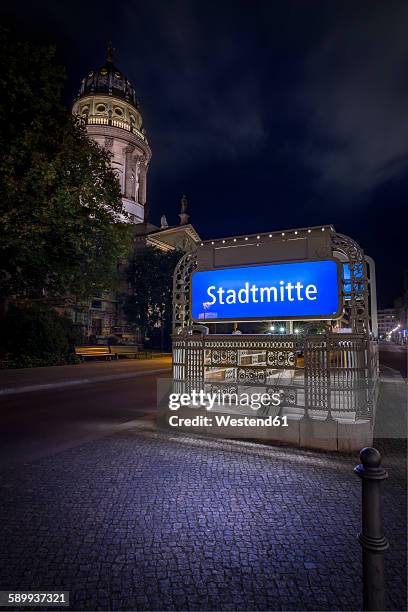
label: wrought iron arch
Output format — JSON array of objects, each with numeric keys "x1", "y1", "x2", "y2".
[
  {"x1": 172, "y1": 250, "x2": 198, "y2": 335},
  {"x1": 331, "y1": 232, "x2": 369, "y2": 334}
]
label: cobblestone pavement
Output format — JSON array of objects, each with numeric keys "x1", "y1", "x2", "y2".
[{"x1": 0, "y1": 427, "x2": 406, "y2": 612}]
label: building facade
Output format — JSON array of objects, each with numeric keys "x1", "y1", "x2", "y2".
[
  {"x1": 69, "y1": 47, "x2": 200, "y2": 343},
  {"x1": 377, "y1": 308, "x2": 397, "y2": 338}
]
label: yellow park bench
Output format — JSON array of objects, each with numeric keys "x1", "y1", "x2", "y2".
[
  {"x1": 75, "y1": 345, "x2": 140, "y2": 361},
  {"x1": 75, "y1": 346, "x2": 169, "y2": 361},
  {"x1": 75, "y1": 346, "x2": 113, "y2": 361},
  {"x1": 109, "y1": 345, "x2": 139, "y2": 358}
]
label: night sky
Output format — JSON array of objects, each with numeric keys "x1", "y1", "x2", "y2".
[{"x1": 2, "y1": 0, "x2": 407, "y2": 306}]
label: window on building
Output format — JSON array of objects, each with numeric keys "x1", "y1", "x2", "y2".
[{"x1": 92, "y1": 319, "x2": 102, "y2": 335}]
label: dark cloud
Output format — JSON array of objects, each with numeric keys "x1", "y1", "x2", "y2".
[
  {"x1": 295, "y1": 1, "x2": 408, "y2": 200},
  {"x1": 119, "y1": 1, "x2": 268, "y2": 174}
]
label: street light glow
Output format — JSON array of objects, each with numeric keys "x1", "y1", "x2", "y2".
[{"x1": 388, "y1": 324, "x2": 401, "y2": 335}]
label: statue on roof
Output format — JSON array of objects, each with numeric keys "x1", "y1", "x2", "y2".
[
  {"x1": 181, "y1": 194, "x2": 188, "y2": 213},
  {"x1": 179, "y1": 194, "x2": 190, "y2": 226}
]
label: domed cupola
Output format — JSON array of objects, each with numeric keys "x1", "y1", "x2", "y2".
[
  {"x1": 72, "y1": 43, "x2": 148, "y2": 141},
  {"x1": 77, "y1": 43, "x2": 139, "y2": 109}
]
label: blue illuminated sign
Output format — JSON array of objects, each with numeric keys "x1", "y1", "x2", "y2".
[{"x1": 191, "y1": 260, "x2": 341, "y2": 321}]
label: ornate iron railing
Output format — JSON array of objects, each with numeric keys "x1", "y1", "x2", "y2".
[{"x1": 173, "y1": 333, "x2": 378, "y2": 419}]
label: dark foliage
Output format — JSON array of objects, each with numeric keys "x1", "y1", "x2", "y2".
[
  {"x1": 0, "y1": 303, "x2": 83, "y2": 368},
  {"x1": 124, "y1": 246, "x2": 182, "y2": 350},
  {"x1": 0, "y1": 27, "x2": 131, "y2": 304}
]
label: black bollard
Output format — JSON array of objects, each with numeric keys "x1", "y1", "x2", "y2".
[{"x1": 354, "y1": 447, "x2": 389, "y2": 611}]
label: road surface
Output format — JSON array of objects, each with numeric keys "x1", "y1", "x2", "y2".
[
  {"x1": 379, "y1": 342, "x2": 407, "y2": 379},
  {"x1": 0, "y1": 356, "x2": 405, "y2": 611},
  {"x1": 0, "y1": 345, "x2": 405, "y2": 467},
  {"x1": 0, "y1": 358, "x2": 171, "y2": 467}
]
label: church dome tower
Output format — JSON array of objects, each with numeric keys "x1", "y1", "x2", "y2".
[{"x1": 72, "y1": 44, "x2": 152, "y2": 223}]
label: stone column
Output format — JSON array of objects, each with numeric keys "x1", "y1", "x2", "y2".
[
  {"x1": 139, "y1": 160, "x2": 147, "y2": 206},
  {"x1": 134, "y1": 159, "x2": 141, "y2": 203},
  {"x1": 139, "y1": 160, "x2": 149, "y2": 221},
  {"x1": 124, "y1": 146, "x2": 135, "y2": 200}
]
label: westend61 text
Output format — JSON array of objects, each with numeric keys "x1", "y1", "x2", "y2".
[
  {"x1": 168, "y1": 415, "x2": 289, "y2": 428},
  {"x1": 168, "y1": 390, "x2": 282, "y2": 411}
]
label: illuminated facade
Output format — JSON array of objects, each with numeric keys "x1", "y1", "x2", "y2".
[
  {"x1": 69, "y1": 47, "x2": 200, "y2": 342},
  {"x1": 377, "y1": 308, "x2": 397, "y2": 337},
  {"x1": 72, "y1": 44, "x2": 151, "y2": 224},
  {"x1": 172, "y1": 226, "x2": 379, "y2": 452}
]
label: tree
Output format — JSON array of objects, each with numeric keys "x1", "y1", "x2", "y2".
[
  {"x1": 124, "y1": 246, "x2": 182, "y2": 350},
  {"x1": 0, "y1": 28, "x2": 132, "y2": 310}
]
